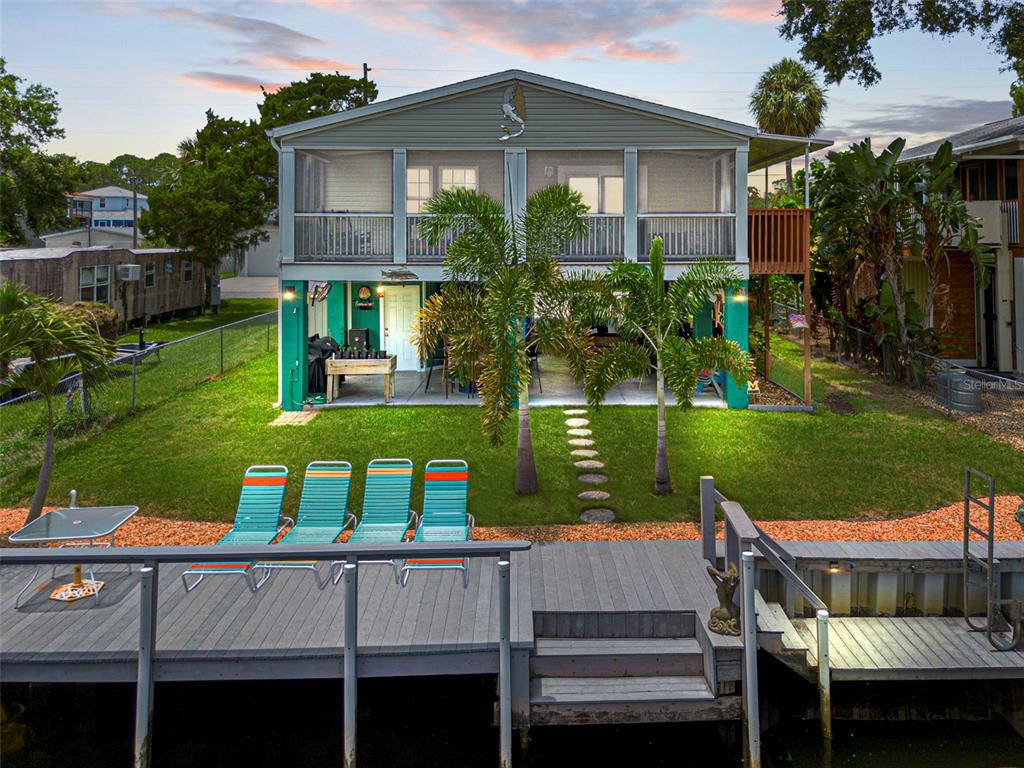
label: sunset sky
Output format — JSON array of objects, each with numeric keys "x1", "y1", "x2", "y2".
[{"x1": 2, "y1": 0, "x2": 1015, "y2": 184}]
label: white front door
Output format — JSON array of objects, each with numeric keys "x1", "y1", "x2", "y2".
[{"x1": 382, "y1": 285, "x2": 420, "y2": 371}]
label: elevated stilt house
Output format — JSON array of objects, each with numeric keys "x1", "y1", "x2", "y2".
[{"x1": 268, "y1": 70, "x2": 827, "y2": 410}]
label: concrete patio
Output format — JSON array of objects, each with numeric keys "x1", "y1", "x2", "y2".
[{"x1": 311, "y1": 356, "x2": 726, "y2": 408}]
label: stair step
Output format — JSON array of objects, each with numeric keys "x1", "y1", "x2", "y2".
[
  {"x1": 530, "y1": 675, "x2": 714, "y2": 706},
  {"x1": 531, "y1": 637, "x2": 703, "y2": 677},
  {"x1": 534, "y1": 610, "x2": 695, "y2": 639}
]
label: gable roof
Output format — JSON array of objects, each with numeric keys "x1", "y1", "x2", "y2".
[
  {"x1": 902, "y1": 116, "x2": 1024, "y2": 162},
  {"x1": 75, "y1": 185, "x2": 149, "y2": 199},
  {"x1": 269, "y1": 69, "x2": 759, "y2": 141}
]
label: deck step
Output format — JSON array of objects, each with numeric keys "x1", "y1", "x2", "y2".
[
  {"x1": 531, "y1": 637, "x2": 703, "y2": 677},
  {"x1": 533, "y1": 610, "x2": 695, "y2": 639}
]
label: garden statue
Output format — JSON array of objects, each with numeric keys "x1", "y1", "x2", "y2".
[{"x1": 707, "y1": 563, "x2": 741, "y2": 636}]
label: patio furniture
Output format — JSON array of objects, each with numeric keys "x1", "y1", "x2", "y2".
[
  {"x1": 326, "y1": 355, "x2": 397, "y2": 403},
  {"x1": 181, "y1": 465, "x2": 292, "y2": 593},
  {"x1": 696, "y1": 369, "x2": 724, "y2": 398},
  {"x1": 9, "y1": 499, "x2": 139, "y2": 606},
  {"x1": 423, "y1": 343, "x2": 450, "y2": 397},
  {"x1": 401, "y1": 460, "x2": 474, "y2": 587},
  {"x1": 255, "y1": 461, "x2": 355, "y2": 588},
  {"x1": 347, "y1": 458, "x2": 416, "y2": 583}
]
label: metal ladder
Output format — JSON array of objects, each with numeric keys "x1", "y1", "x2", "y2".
[{"x1": 962, "y1": 467, "x2": 1022, "y2": 650}]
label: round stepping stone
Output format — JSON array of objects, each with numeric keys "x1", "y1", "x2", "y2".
[
  {"x1": 563, "y1": 409, "x2": 587, "y2": 415},
  {"x1": 568, "y1": 438, "x2": 595, "y2": 447},
  {"x1": 566, "y1": 428, "x2": 592, "y2": 437},
  {"x1": 578, "y1": 489, "x2": 610, "y2": 501},
  {"x1": 577, "y1": 473, "x2": 609, "y2": 485},
  {"x1": 580, "y1": 508, "x2": 616, "y2": 524},
  {"x1": 570, "y1": 449, "x2": 599, "y2": 458},
  {"x1": 574, "y1": 459, "x2": 605, "y2": 470},
  {"x1": 564, "y1": 418, "x2": 590, "y2": 428}
]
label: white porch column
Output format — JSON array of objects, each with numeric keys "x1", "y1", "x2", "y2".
[
  {"x1": 734, "y1": 146, "x2": 749, "y2": 263},
  {"x1": 392, "y1": 149, "x2": 407, "y2": 264},
  {"x1": 624, "y1": 147, "x2": 638, "y2": 261},
  {"x1": 280, "y1": 147, "x2": 295, "y2": 263},
  {"x1": 504, "y1": 148, "x2": 527, "y2": 223}
]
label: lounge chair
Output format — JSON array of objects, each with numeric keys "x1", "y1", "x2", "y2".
[
  {"x1": 181, "y1": 465, "x2": 292, "y2": 592},
  {"x1": 346, "y1": 458, "x2": 416, "y2": 583},
  {"x1": 401, "y1": 459, "x2": 473, "y2": 587},
  {"x1": 254, "y1": 461, "x2": 355, "y2": 588}
]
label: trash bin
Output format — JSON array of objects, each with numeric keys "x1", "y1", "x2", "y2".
[{"x1": 935, "y1": 370, "x2": 982, "y2": 412}]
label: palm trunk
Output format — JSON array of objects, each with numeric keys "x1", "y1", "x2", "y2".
[
  {"x1": 785, "y1": 159, "x2": 794, "y2": 195},
  {"x1": 514, "y1": 376, "x2": 538, "y2": 495},
  {"x1": 654, "y1": 359, "x2": 671, "y2": 495},
  {"x1": 27, "y1": 398, "x2": 55, "y2": 525}
]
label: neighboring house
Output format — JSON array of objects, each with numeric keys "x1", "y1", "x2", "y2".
[
  {"x1": 0, "y1": 246, "x2": 204, "y2": 326},
  {"x1": 39, "y1": 226, "x2": 151, "y2": 249},
  {"x1": 267, "y1": 70, "x2": 827, "y2": 411},
  {"x1": 68, "y1": 185, "x2": 150, "y2": 229},
  {"x1": 902, "y1": 117, "x2": 1023, "y2": 374}
]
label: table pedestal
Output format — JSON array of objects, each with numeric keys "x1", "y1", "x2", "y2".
[{"x1": 50, "y1": 563, "x2": 103, "y2": 602}]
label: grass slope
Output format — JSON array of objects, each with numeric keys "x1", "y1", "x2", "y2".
[
  {"x1": 3, "y1": 349, "x2": 1021, "y2": 527},
  {"x1": 117, "y1": 298, "x2": 276, "y2": 344}
]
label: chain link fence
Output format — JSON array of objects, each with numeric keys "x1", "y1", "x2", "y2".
[{"x1": 1, "y1": 312, "x2": 277, "y2": 473}]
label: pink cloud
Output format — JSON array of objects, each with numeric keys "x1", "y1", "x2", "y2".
[
  {"x1": 706, "y1": 0, "x2": 781, "y2": 24},
  {"x1": 258, "y1": 54, "x2": 356, "y2": 71},
  {"x1": 604, "y1": 39, "x2": 690, "y2": 62},
  {"x1": 181, "y1": 71, "x2": 285, "y2": 93}
]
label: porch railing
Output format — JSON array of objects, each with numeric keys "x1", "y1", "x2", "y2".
[
  {"x1": 638, "y1": 214, "x2": 736, "y2": 259},
  {"x1": 295, "y1": 213, "x2": 393, "y2": 261},
  {"x1": 406, "y1": 213, "x2": 459, "y2": 261},
  {"x1": 748, "y1": 208, "x2": 810, "y2": 275},
  {"x1": 1001, "y1": 200, "x2": 1020, "y2": 244},
  {"x1": 562, "y1": 214, "x2": 624, "y2": 260}
]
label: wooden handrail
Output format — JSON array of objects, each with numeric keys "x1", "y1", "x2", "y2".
[{"x1": 748, "y1": 208, "x2": 810, "y2": 275}]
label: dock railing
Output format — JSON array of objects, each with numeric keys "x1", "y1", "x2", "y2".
[
  {"x1": 0, "y1": 540, "x2": 531, "y2": 768},
  {"x1": 700, "y1": 475, "x2": 832, "y2": 765}
]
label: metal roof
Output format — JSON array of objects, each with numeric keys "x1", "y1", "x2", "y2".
[
  {"x1": 73, "y1": 185, "x2": 149, "y2": 199},
  {"x1": 0, "y1": 246, "x2": 178, "y2": 262},
  {"x1": 901, "y1": 116, "x2": 1024, "y2": 162}
]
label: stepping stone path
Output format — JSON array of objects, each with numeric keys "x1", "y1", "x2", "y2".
[
  {"x1": 562, "y1": 408, "x2": 614, "y2": 521},
  {"x1": 580, "y1": 508, "x2": 616, "y2": 524}
]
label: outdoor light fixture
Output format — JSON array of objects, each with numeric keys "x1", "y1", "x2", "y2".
[
  {"x1": 376, "y1": 285, "x2": 385, "y2": 299},
  {"x1": 282, "y1": 287, "x2": 297, "y2": 301},
  {"x1": 827, "y1": 561, "x2": 841, "y2": 574},
  {"x1": 732, "y1": 289, "x2": 748, "y2": 303}
]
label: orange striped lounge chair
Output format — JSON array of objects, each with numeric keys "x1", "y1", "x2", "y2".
[{"x1": 401, "y1": 459, "x2": 473, "y2": 587}]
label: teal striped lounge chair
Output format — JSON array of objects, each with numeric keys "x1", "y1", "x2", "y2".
[
  {"x1": 255, "y1": 461, "x2": 355, "y2": 588},
  {"x1": 181, "y1": 465, "x2": 292, "y2": 593},
  {"x1": 346, "y1": 458, "x2": 416, "y2": 583},
  {"x1": 401, "y1": 459, "x2": 473, "y2": 587}
]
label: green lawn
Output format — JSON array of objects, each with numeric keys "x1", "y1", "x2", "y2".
[
  {"x1": 117, "y1": 298, "x2": 276, "y2": 344},
  {"x1": 3, "y1": 345, "x2": 1021, "y2": 527}
]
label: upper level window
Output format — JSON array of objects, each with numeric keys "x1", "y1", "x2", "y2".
[
  {"x1": 99, "y1": 198, "x2": 106, "y2": 208},
  {"x1": 183, "y1": 260, "x2": 193, "y2": 282},
  {"x1": 407, "y1": 167, "x2": 431, "y2": 213},
  {"x1": 569, "y1": 176, "x2": 600, "y2": 212},
  {"x1": 144, "y1": 262, "x2": 155, "y2": 288},
  {"x1": 441, "y1": 167, "x2": 477, "y2": 192},
  {"x1": 602, "y1": 176, "x2": 624, "y2": 214},
  {"x1": 569, "y1": 175, "x2": 623, "y2": 214},
  {"x1": 79, "y1": 265, "x2": 109, "y2": 303}
]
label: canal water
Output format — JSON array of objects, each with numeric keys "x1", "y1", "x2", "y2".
[{"x1": 3, "y1": 679, "x2": 1023, "y2": 767}]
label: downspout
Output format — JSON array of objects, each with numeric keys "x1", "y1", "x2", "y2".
[{"x1": 269, "y1": 133, "x2": 284, "y2": 408}]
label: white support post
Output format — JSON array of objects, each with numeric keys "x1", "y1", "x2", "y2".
[
  {"x1": 699, "y1": 475, "x2": 717, "y2": 563},
  {"x1": 134, "y1": 563, "x2": 158, "y2": 768},
  {"x1": 735, "y1": 148, "x2": 749, "y2": 263},
  {"x1": 624, "y1": 147, "x2": 638, "y2": 261},
  {"x1": 804, "y1": 142, "x2": 811, "y2": 208},
  {"x1": 343, "y1": 561, "x2": 358, "y2": 768},
  {"x1": 498, "y1": 557, "x2": 512, "y2": 768},
  {"x1": 741, "y1": 551, "x2": 760, "y2": 768},
  {"x1": 393, "y1": 149, "x2": 407, "y2": 264},
  {"x1": 503, "y1": 149, "x2": 527, "y2": 223},
  {"x1": 817, "y1": 609, "x2": 832, "y2": 740},
  {"x1": 280, "y1": 147, "x2": 295, "y2": 263}
]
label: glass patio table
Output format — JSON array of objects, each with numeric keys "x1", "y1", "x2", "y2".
[{"x1": 9, "y1": 504, "x2": 139, "y2": 605}]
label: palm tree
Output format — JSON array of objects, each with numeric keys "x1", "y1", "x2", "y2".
[
  {"x1": 413, "y1": 185, "x2": 592, "y2": 495},
  {"x1": 582, "y1": 238, "x2": 749, "y2": 495},
  {"x1": 0, "y1": 281, "x2": 112, "y2": 524},
  {"x1": 750, "y1": 58, "x2": 827, "y2": 194}
]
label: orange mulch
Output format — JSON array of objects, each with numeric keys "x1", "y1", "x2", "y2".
[{"x1": 3, "y1": 496, "x2": 1021, "y2": 546}]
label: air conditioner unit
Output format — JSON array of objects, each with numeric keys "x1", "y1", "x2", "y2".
[{"x1": 118, "y1": 264, "x2": 141, "y2": 281}]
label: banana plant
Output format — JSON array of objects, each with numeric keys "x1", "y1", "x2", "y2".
[{"x1": 581, "y1": 238, "x2": 750, "y2": 495}]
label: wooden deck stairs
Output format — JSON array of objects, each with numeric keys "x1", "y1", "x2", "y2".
[
  {"x1": 528, "y1": 609, "x2": 739, "y2": 725},
  {"x1": 754, "y1": 593, "x2": 815, "y2": 682}
]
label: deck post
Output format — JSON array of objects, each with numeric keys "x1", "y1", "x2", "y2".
[
  {"x1": 343, "y1": 561, "x2": 358, "y2": 768},
  {"x1": 816, "y1": 609, "x2": 832, "y2": 740},
  {"x1": 498, "y1": 557, "x2": 512, "y2": 768},
  {"x1": 134, "y1": 562, "x2": 158, "y2": 768},
  {"x1": 699, "y1": 476, "x2": 717, "y2": 563},
  {"x1": 740, "y1": 551, "x2": 761, "y2": 768}
]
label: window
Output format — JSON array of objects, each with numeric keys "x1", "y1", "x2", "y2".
[
  {"x1": 99, "y1": 198, "x2": 106, "y2": 208},
  {"x1": 406, "y1": 167, "x2": 431, "y2": 213},
  {"x1": 144, "y1": 262, "x2": 155, "y2": 288},
  {"x1": 602, "y1": 176, "x2": 624, "y2": 214},
  {"x1": 79, "y1": 265, "x2": 109, "y2": 303},
  {"x1": 183, "y1": 260, "x2": 193, "y2": 282},
  {"x1": 568, "y1": 176, "x2": 600, "y2": 212},
  {"x1": 164, "y1": 258, "x2": 174, "y2": 274},
  {"x1": 441, "y1": 167, "x2": 477, "y2": 191}
]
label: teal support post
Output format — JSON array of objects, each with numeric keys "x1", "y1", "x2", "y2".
[
  {"x1": 724, "y1": 281, "x2": 749, "y2": 409},
  {"x1": 693, "y1": 300, "x2": 713, "y2": 338},
  {"x1": 326, "y1": 280, "x2": 346, "y2": 344},
  {"x1": 281, "y1": 280, "x2": 308, "y2": 411}
]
